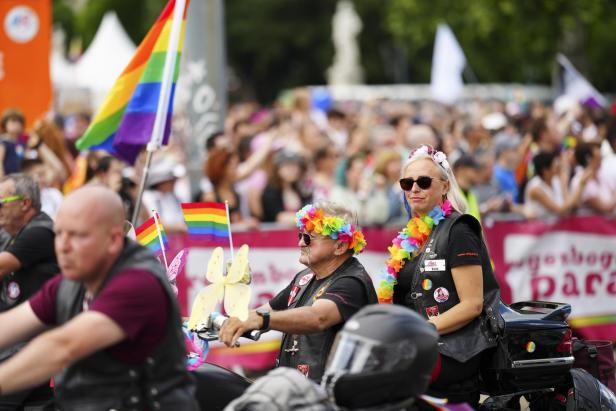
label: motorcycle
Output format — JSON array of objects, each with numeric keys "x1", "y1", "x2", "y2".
[
  {"x1": 190, "y1": 302, "x2": 616, "y2": 411},
  {"x1": 479, "y1": 301, "x2": 576, "y2": 410}
]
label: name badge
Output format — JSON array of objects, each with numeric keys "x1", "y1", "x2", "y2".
[{"x1": 424, "y1": 259, "x2": 446, "y2": 272}]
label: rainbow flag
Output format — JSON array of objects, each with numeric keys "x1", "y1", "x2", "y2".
[
  {"x1": 136, "y1": 215, "x2": 169, "y2": 257},
  {"x1": 181, "y1": 202, "x2": 229, "y2": 242},
  {"x1": 75, "y1": 0, "x2": 188, "y2": 164}
]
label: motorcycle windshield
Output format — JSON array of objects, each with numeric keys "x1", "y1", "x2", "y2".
[{"x1": 324, "y1": 331, "x2": 418, "y2": 376}]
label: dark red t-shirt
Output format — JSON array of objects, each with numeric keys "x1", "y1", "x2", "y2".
[{"x1": 29, "y1": 269, "x2": 169, "y2": 364}]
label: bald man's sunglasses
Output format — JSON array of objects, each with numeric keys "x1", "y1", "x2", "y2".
[
  {"x1": 0, "y1": 195, "x2": 23, "y2": 207},
  {"x1": 399, "y1": 176, "x2": 434, "y2": 191}
]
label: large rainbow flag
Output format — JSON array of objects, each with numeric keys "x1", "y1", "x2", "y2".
[
  {"x1": 136, "y1": 214, "x2": 169, "y2": 257},
  {"x1": 75, "y1": 0, "x2": 188, "y2": 164},
  {"x1": 181, "y1": 202, "x2": 229, "y2": 243}
]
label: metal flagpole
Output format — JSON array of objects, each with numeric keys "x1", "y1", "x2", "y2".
[
  {"x1": 152, "y1": 210, "x2": 169, "y2": 269},
  {"x1": 224, "y1": 201, "x2": 234, "y2": 261},
  {"x1": 131, "y1": 0, "x2": 188, "y2": 226}
]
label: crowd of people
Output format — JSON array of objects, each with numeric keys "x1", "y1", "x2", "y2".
[{"x1": 2, "y1": 88, "x2": 615, "y2": 233}]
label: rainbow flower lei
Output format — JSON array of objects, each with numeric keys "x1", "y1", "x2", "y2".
[
  {"x1": 296, "y1": 204, "x2": 367, "y2": 254},
  {"x1": 377, "y1": 200, "x2": 453, "y2": 303}
]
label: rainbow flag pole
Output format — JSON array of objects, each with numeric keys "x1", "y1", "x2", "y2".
[
  {"x1": 152, "y1": 211, "x2": 169, "y2": 269},
  {"x1": 224, "y1": 201, "x2": 234, "y2": 261},
  {"x1": 132, "y1": 0, "x2": 188, "y2": 225},
  {"x1": 135, "y1": 213, "x2": 170, "y2": 261}
]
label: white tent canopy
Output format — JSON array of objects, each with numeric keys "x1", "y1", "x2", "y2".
[{"x1": 74, "y1": 12, "x2": 136, "y2": 109}]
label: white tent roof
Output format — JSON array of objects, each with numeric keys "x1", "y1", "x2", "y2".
[{"x1": 75, "y1": 12, "x2": 136, "y2": 108}]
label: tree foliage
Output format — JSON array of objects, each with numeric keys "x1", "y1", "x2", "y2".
[
  {"x1": 52, "y1": 0, "x2": 616, "y2": 103},
  {"x1": 383, "y1": 0, "x2": 616, "y2": 90}
]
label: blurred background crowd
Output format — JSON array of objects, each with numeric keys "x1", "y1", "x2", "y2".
[{"x1": 2, "y1": 88, "x2": 615, "y2": 233}]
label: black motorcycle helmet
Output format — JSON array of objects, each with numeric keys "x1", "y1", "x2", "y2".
[{"x1": 321, "y1": 304, "x2": 439, "y2": 409}]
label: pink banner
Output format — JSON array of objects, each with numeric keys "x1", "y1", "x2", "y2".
[{"x1": 483, "y1": 215, "x2": 616, "y2": 340}]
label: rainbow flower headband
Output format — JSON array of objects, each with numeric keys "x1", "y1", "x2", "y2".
[{"x1": 296, "y1": 204, "x2": 366, "y2": 254}]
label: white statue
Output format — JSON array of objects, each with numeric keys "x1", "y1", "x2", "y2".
[{"x1": 327, "y1": 0, "x2": 364, "y2": 86}]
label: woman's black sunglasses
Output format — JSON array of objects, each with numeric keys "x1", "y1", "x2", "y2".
[{"x1": 399, "y1": 176, "x2": 435, "y2": 191}]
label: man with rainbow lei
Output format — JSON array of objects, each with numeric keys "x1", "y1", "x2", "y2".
[
  {"x1": 219, "y1": 201, "x2": 377, "y2": 382},
  {"x1": 376, "y1": 145, "x2": 502, "y2": 408}
]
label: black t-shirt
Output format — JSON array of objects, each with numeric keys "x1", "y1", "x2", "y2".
[
  {"x1": 270, "y1": 268, "x2": 369, "y2": 321},
  {"x1": 7, "y1": 227, "x2": 56, "y2": 269},
  {"x1": 393, "y1": 219, "x2": 482, "y2": 305},
  {"x1": 2, "y1": 212, "x2": 58, "y2": 310}
]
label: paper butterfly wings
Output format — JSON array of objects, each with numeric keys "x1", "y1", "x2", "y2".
[
  {"x1": 187, "y1": 244, "x2": 252, "y2": 329},
  {"x1": 166, "y1": 249, "x2": 188, "y2": 295}
]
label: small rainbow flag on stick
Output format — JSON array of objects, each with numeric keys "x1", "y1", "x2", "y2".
[
  {"x1": 181, "y1": 202, "x2": 231, "y2": 243},
  {"x1": 136, "y1": 213, "x2": 170, "y2": 260}
]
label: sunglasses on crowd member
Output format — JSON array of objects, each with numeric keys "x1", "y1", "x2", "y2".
[
  {"x1": 399, "y1": 176, "x2": 438, "y2": 191},
  {"x1": 0, "y1": 195, "x2": 24, "y2": 208}
]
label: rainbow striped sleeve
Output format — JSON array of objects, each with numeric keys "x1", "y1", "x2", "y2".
[
  {"x1": 75, "y1": 0, "x2": 188, "y2": 164},
  {"x1": 181, "y1": 202, "x2": 229, "y2": 242},
  {"x1": 136, "y1": 216, "x2": 169, "y2": 256}
]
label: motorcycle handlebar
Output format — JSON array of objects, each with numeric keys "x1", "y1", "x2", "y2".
[
  {"x1": 194, "y1": 312, "x2": 262, "y2": 342},
  {"x1": 243, "y1": 329, "x2": 261, "y2": 341}
]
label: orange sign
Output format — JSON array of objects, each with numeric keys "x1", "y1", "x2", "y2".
[{"x1": 0, "y1": 0, "x2": 51, "y2": 129}]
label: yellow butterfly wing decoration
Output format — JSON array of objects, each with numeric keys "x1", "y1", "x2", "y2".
[
  {"x1": 187, "y1": 247, "x2": 225, "y2": 330},
  {"x1": 224, "y1": 245, "x2": 252, "y2": 320},
  {"x1": 224, "y1": 283, "x2": 251, "y2": 321}
]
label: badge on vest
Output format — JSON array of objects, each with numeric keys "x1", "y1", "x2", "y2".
[
  {"x1": 7, "y1": 281, "x2": 20, "y2": 300},
  {"x1": 297, "y1": 364, "x2": 310, "y2": 377},
  {"x1": 288, "y1": 286, "x2": 300, "y2": 306},
  {"x1": 422, "y1": 279, "x2": 433, "y2": 291},
  {"x1": 433, "y1": 287, "x2": 449, "y2": 303},
  {"x1": 426, "y1": 305, "x2": 440, "y2": 318},
  {"x1": 424, "y1": 259, "x2": 446, "y2": 272},
  {"x1": 298, "y1": 273, "x2": 314, "y2": 286}
]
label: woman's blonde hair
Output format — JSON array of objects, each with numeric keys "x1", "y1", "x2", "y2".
[{"x1": 401, "y1": 145, "x2": 468, "y2": 214}]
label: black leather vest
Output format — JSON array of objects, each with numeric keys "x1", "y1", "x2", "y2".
[
  {"x1": 0, "y1": 212, "x2": 58, "y2": 311},
  {"x1": 278, "y1": 257, "x2": 377, "y2": 382},
  {"x1": 53, "y1": 240, "x2": 197, "y2": 411},
  {"x1": 404, "y1": 213, "x2": 503, "y2": 362}
]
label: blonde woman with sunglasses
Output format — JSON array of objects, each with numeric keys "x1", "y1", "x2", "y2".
[{"x1": 377, "y1": 145, "x2": 502, "y2": 407}]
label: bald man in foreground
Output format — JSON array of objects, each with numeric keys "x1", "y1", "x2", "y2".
[{"x1": 0, "y1": 186, "x2": 198, "y2": 411}]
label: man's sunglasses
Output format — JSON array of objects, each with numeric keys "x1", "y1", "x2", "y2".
[
  {"x1": 399, "y1": 176, "x2": 436, "y2": 191},
  {"x1": 0, "y1": 195, "x2": 23, "y2": 208},
  {"x1": 298, "y1": 232, "x2": 314, "y2": 246},
  {"x1": 299, "y1": 232, "x2": 329, "y2": 246}
]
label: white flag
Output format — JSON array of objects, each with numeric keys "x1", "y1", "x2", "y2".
[
  {"x1": 430, "y1": 24, "x2": 466, "y2": 104},
  {"x1": 556, "y1": 53, "x2": 606, "y2": 107}
]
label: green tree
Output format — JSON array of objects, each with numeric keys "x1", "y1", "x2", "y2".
[
  {"x1": 383, "y1": 0, "x2": 616, "y2": 91},
  {"x1": 52, "y1": 0, "x2": 167, "y2": 53},
  {"x1": 225, "y1": 0, "x2": 336, "y2": 102},
  {"x1": 52, "y1": 0, "x2": 616, "y2": 102}
]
